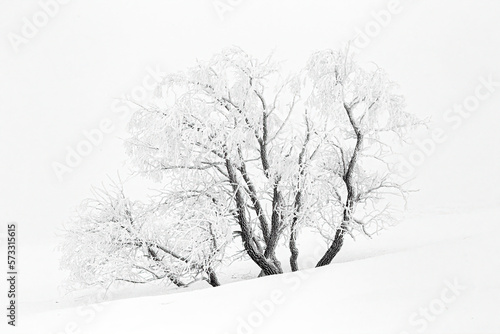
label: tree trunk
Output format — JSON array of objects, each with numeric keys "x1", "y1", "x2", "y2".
[
  {"x1": 264, "y1": 229, "x2": 283, "y2": 271},
  {"x1": 316, "y1": 226, "x2": 345, "y2": 267},
  {"x1": 225, "y1": 159, "x2": 281, "y2": 276},
  {"x1": 258, "y1": 256, "x2": 282, "y2": 277},
  {"x1": 316, "y1": 106, "x2": 362, "y2": 268},
  {"x1": 288, "y1": 193, "x2": 300, "y2": 272},
  {"x1": 257, "y1": 186, "x2": 284, "y2": 277},
  {"x1": 251, "y1": 251, "x2": 281, "y2": 276},
  {"x1": 207, "y1": 269, "x2": 220, "y2": 287},
  {"x1": 289, "y1": 234, "x2": 299, "y2": 271}
]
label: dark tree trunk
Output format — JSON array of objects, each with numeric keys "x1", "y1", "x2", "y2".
[
  {"x1": 272, "y1": 256, "x2": 283, "y2": 273},
  {"x1": 256, "y1": 184, "x2": 284, "y2": 277},
  {"x1": 264, "y1": 227, "x2": 282, "y2": 270},
  {"x1": 258, "y1": 256, "x2": 283, "y2": 277},
  {"x1": 316, "y1": 226, "x2": 345, "y2": 267},
  {"x1": 251, "y1": 251, "x2": 281, "y2": 276},
  {"x1": 207, "y1": 269, "x2": 220, "y2": 287},
  {"x1": 288, "y1": 191, "x2": 300, "y2": 272},
  {"x1": 316, "y1": 104, "x2": 363, "y2": 268},
  {"x1": 225, "y1": 159, "x2": 281, "y2": 276},
  {"x1": 289, "y1": 235, "x2": 299, "y2": 272},
  {"x1": 316, "y1": 201, "x2": 350, "y2": 268},
  {"x1": 289, "y1": 122, "x2": 310, "y2": 272}
]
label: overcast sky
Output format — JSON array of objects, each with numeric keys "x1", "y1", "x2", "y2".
[{"x1": 1, "y1": 0, "x2": 500, "y2": 303}]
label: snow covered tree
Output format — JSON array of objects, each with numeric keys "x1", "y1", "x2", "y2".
[
  {"x1": 62, "y1": 47, "x2": 419, "y2": 290},
  {"x1": 305, "y1": 48, "x2": 420, "y2": 266},
  {"x1": 125, "y1": 47, "x2": 418, "y2": 273},
  {"x1": 126, "y1": 47, "x2": 304, "y2": 275},
  {"x1": 60, "y1": 181, "x2": 229, "y2": 289}
]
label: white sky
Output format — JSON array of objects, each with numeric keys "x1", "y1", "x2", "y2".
[{"x1": 1, "y1": 0, "x2": 500, "y2": 302}]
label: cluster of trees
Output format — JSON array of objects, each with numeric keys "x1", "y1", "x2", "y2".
[{"x1": 61, "y1": 47, "x2": 419, "y2": 289}]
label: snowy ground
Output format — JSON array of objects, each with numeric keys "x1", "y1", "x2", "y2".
[{"x1": 17, "y1": 205, "x2": 500, "y2": 334}]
